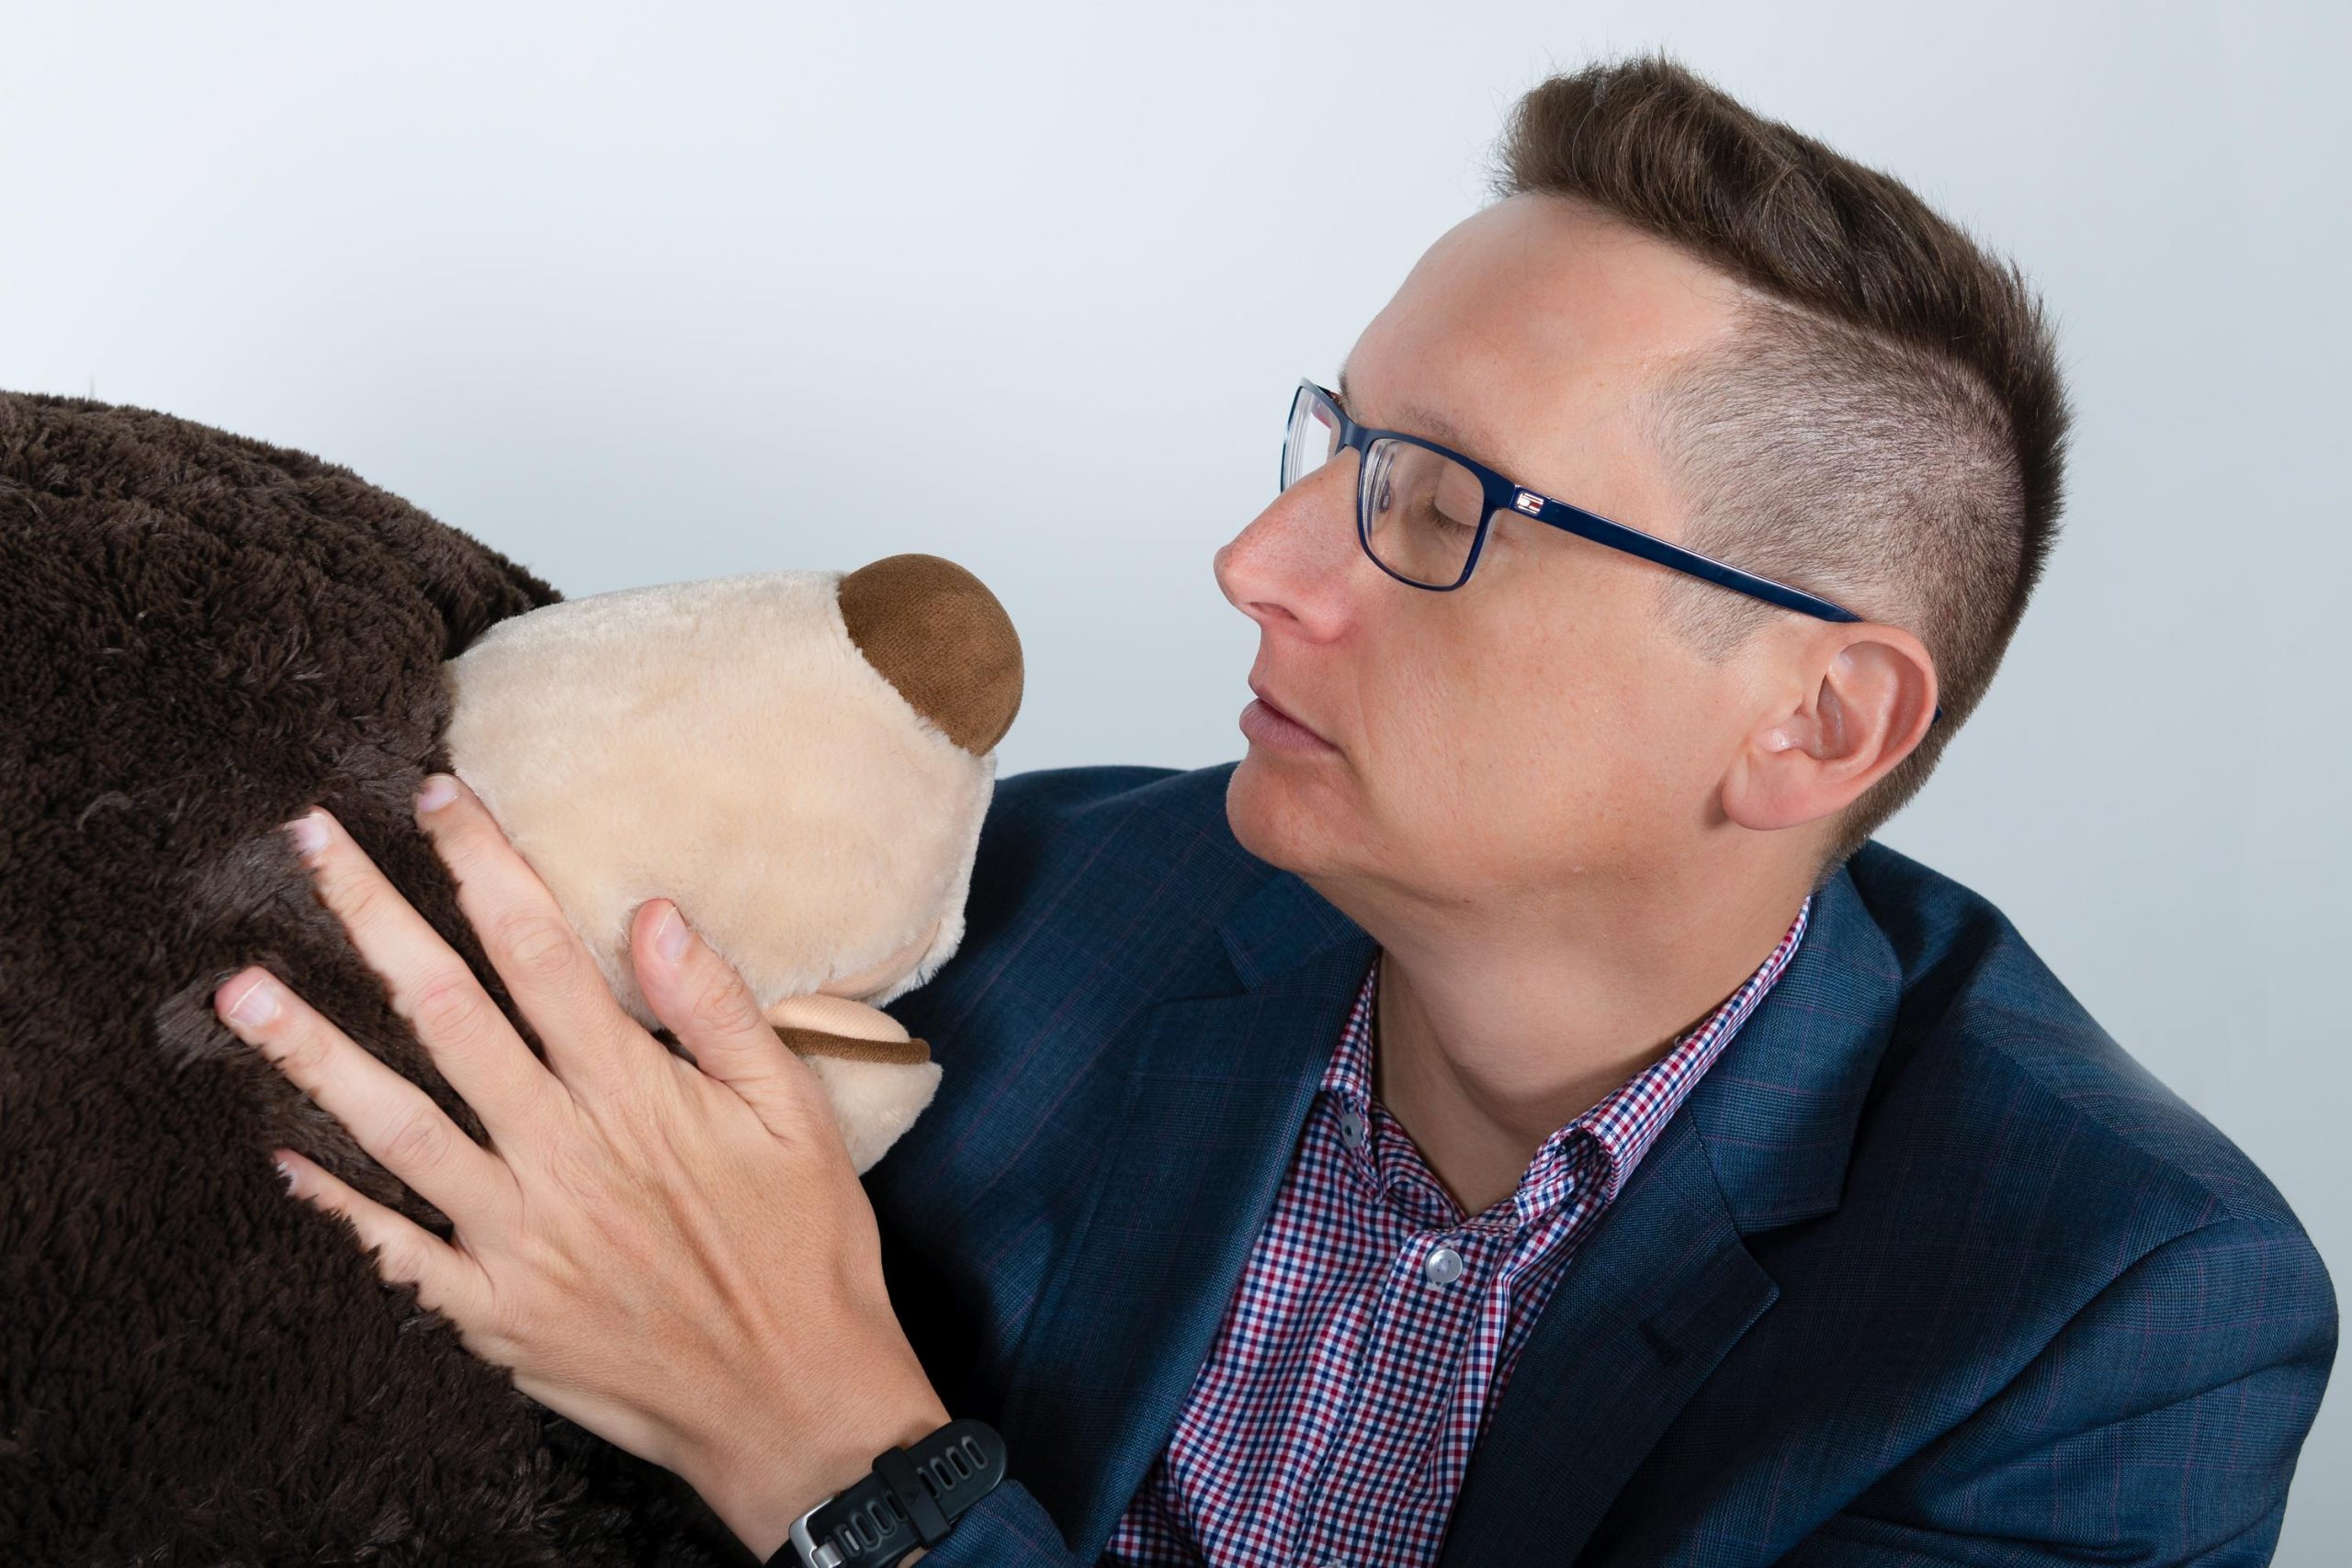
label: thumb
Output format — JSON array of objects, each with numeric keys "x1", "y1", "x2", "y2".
[{"x1": 629, "y1": 898, "x2": 826, "y2": 1133}]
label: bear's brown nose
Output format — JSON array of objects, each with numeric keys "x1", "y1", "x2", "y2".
[{"x1": 836, "y1": 553, "x2": 1023, "y2": 755}]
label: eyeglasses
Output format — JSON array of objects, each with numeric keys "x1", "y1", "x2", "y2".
[{"x1": 1282, "y1": 378, "x2": 1941, "y2": 726}]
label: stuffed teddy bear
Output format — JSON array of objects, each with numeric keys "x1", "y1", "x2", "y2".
[{"x1": 0, "y1": 390, "x2": 1022, "y2": 1563}]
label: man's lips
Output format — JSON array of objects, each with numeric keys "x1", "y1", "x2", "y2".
[
  {"x1": 1241, "y1": 682, "x2": 1336, "y2": 747},
  {"x1": 1248, "y1": 681, "x2": 1327, "y2": 743}
]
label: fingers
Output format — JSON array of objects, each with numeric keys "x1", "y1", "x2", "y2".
[
  {"x1": 287, "y1": 805, "x2": 563, "y2": 1147},
  {"x1": 628, "y1": 898, "x2": 822, "y2": 1132},
  {"x1": 410, "y1": 773, "x2": 647, "y2": 1093},
  {"x1": 217, "y1": 965, "x2": 519, "y2": 1235},
  {"x1": 269, "y1": 1146, "x2": 493, "y2": 1331}
]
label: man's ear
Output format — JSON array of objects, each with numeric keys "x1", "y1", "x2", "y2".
[{"x1": 1722, "y1": 625, "x2": 1938, "y2": 833}]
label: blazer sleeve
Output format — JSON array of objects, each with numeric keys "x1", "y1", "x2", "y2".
[
  {"x1": 914, "y1": 1477, "x2": 1089, "y2": 1567},
  {"x1": 1782, "y1": 1214, "x2": 2339, "y2": 1567}
]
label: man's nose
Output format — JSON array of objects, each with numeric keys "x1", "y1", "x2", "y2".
[{"x1": 1212, "y1": 462, "x2": 1360, "y2": 637}]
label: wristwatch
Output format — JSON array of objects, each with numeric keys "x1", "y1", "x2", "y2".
[{"x1": 770, "y1": 1416, "x2": 1008, "y2": 1568}]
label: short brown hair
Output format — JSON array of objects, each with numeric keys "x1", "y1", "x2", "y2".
[{"x1": 1491, "y1": 53, "x2": 2072, "y2": 889}]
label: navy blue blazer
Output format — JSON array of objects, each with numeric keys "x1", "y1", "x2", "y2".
[{"x1": 867, "y1": 762, "x2": 2336, "y2": 1566}]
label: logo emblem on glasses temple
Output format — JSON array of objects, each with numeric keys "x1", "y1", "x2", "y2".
[{"x1": 1512, "y1": 490, "x2": 1546, "y2": 515}]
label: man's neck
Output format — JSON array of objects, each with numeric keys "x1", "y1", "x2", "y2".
[{"x1": 1311, "y1": 853, "x2": 1810, "y2": 1221}]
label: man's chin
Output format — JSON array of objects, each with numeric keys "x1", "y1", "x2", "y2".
[{"x1": 1226, "y1": 749, "x2": 1340, "y2": 873}]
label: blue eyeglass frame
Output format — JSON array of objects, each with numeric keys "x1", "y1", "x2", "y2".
[{"x1": 1285, "y1": 378, "x2": 1941, "y2": 726}]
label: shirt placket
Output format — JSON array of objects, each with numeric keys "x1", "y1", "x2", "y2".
[{"x1": 1294, "y1": 1097, "x2": 1520, "y2": 1568}]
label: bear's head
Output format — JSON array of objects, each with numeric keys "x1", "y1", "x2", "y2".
[{"x1": 443, "y1": 554, "x2": 1023, "y2": 1172}]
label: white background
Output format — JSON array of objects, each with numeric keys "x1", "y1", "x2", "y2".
[{"x1": 4, "y1": 1, "x2": 2343, "y2": 1554}]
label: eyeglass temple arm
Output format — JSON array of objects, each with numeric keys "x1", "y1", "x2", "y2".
[{"x1": 1519, "y1": 492, "x2": 1942, "y2": 728}]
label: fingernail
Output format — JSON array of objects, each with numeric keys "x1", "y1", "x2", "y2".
[
  {"x1": 653, "y1": 904, "x2": 692, "y2": 964},
  {"x1": 283, "y1": 811, "x2": 329, "y2": 861},
  {"x1": 416, "y1": 774, "x2": 459, "y2": 813},
  {"x1": 273, "y1": 1155, "x2": 300, "y2": 1193},
  {"x1": 221, "y1": 973, "x2": 280, "y2": 1028}
]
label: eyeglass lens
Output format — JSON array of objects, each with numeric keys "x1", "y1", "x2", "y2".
[
  {"x1": 1282, "y1": 385, "x2": 1340, "y2": 491},
  {"x1": 1283, "y1": 386, "x2": 1487, "y2": 588}
]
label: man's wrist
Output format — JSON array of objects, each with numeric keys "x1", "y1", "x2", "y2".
[{"x1": 685, "y1": 1379, "x2": 955, "y2": 1562}]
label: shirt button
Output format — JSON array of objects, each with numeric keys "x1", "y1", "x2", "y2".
[
  {"x1": 1338, "y1": 1107, "x2": 1367, "y2": 1149},
  {"x1": 1423, "y1": 1244, "x2": 1464, "y2": 1286}
]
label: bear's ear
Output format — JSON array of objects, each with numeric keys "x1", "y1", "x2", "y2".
[{"x1": 838, "y1": 553, "x2": 1023, "y2": 755}]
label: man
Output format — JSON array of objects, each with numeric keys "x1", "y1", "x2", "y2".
[{"x1": 215, "y1": 53, "x2": 2334, "y2": 1567}]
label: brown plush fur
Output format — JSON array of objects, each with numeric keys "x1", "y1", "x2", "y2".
[{"x1": 0, "y1": 393, "x2": 754, "y2": 1563}]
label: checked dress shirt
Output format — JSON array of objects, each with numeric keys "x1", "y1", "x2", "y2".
[{"x1": 1100, "y1": 893, "x2": 1815, "y2": 1567}]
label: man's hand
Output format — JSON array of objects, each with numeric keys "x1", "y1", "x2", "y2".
[{"x1": 212, "y1": 773, "x2": 950, "y2": 1561}]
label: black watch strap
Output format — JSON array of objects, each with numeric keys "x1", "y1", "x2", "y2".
[{"x1": 772, "y1": 1416, "x2": 1007, "y2": 1568}]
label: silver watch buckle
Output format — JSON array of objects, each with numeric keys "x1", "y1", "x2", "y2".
[{"x1": 788, "y1": 1491, "x2": 845, "y2": 1568}]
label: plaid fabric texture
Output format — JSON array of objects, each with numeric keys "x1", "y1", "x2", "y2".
[{"x1": 1101, "y1": 895, "x2": 1814, "y2": 1566}]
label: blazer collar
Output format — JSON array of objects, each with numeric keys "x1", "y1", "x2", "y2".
[
  {"x1": 994, "y1": 857, "x2": 1904, "y2": 1562},
  {"x1": 1681, "y1": 858, "x2": 1904, "y2": 1232},
  {"x1": 1216, "y1": 854, "x2": 1368, "y2": 992}
]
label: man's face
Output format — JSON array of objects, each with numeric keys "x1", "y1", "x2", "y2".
[{"x1": 1216, "y1": 191, "x2": 1784, "y2": 908}]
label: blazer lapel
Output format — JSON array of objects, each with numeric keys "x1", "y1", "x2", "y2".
[
  {"x1": 1431, "y1": 1112, "x2": 1777, "y2": 1565},
  {"x1": 993, "y1": 869, "x2": 1378, "y2": 1561},
  {"x1": 1436, "y1": 862, "x2": 1904, "y2": 1563}
]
